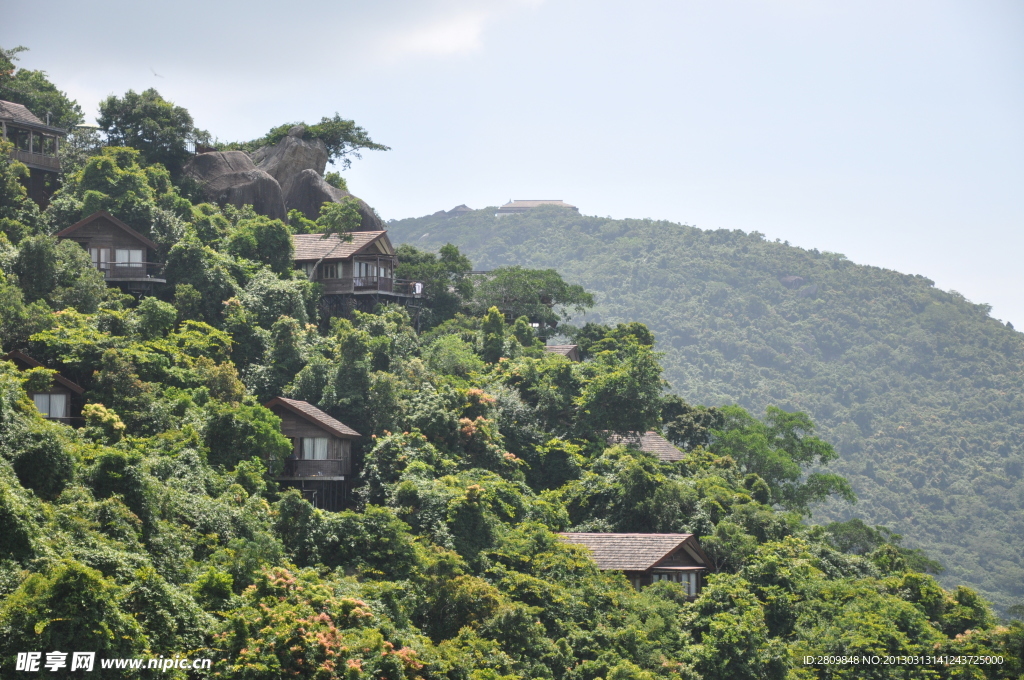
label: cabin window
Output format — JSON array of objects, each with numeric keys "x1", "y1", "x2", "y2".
[
  {"x1": 115, "y1": 249, "x2": 144, "y2": 268},
  {"x1": 651, "y1": 571, "x2": 699, "y2": 595},
  {"x1": 651, "y1": 572, "x2": 682, "y2": 584},
  {"x1": 33, "y1": 393, "x2": 67, "y2": 419},
  {"x1": 90, "y1": 247, "x2": 110, "y2": 271},
  {"x1": 321, "y1": 263, "x2": 338, "y2": 279},
  {"x1": 301, "y1": 437, "x2": 329, "y2": 460},
  {"x1": 356, "y1": 261, "x2": 379, "y2": 278}
]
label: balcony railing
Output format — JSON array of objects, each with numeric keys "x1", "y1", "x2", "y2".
[
  {"x1": 353, "y1": 275, "x2": 388, "y2": 291},
  {"x1": 318, "y1": 277, "x2": 424, "y2": 296},
  {"x1": 96, "y1": 262, "x2": 166, "y2": 280},
  {"x1": 281, "y1": 459, "x2": 347, "y2": 478},
  {"x1": 10, "y1": 148, "x2": 60, "y2": 171},
  {"x1": 394, "y1": 279, "x2": 424, "y2": 296}
]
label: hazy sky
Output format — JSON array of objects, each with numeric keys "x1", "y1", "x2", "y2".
[{"x1": 5, "y1": 1, "x2": 1023, "y2": 324}]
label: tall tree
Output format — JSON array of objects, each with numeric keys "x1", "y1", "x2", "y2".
[
  {"x1": 97, "y1": 88, "x2": 208, "y2": 177},
  {"x1": 395, "y1": 243, "x2": 473, "y2": 328},
  {"x1": 473, "y1": 266, "x2": 593, "y2": 331}
]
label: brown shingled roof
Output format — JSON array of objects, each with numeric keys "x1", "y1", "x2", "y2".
[
  {"x1": 606, "y1": 431, "x2": 685, "y2": 462},
  {"x1": 2, "y1": 351, "x2": 85, "y2": 395},
  {"x1": 264, "y1": 397, "x2": 361, "y2": 438},
  {"x1": 56, "y1": 211, "x2": 158, "y2": 250},
  {"x1": 558, "y1": 533, "x2": 705, "y2": 571},
  {"x1": 543, "y1": 344, "x2": 580, "y2": 361},
  {"x1": 0, "y1": 100, "x2": 45, "y2": 126},
  {"x1": 291, "y1": 231, "x2": 392, "y2": 262}
]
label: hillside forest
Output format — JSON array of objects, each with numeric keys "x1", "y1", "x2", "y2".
[
  {"x1": 1, "y1": 45, "x2": 1023, "y2": 679},
  {"x1": 387, "y1": 207, "x2": 1024, "y2": 614}
]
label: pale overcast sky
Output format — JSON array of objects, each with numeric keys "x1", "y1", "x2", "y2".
[{"x1": 5, "y1": 1, "x2": 1023, "y2": 325}]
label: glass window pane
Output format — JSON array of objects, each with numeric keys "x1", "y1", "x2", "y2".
[
  {"x1": 33, "y1": 394, "x2": 50, "y2": 415},
  {"x1": 116, "y1": 249, "x2": 130, "y2": 263},
  {"x1": 49, "y1": 394, "x2": 67, "y2": 418},
  {"x1": 129, "y1": 249, "x2": 143, "y2": 265},
  {"x1": 302, "y1": 437, "x2": 329, "y2": 460}
]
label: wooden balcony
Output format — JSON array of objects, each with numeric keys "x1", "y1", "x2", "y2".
[
  {"x1": 96, "y1": 262, "x2": 166, "y2": 283},
  {"x1": 279, "y1": 459, "x2": 347, "y2": 479},
  {"x1": 318, "y1": 277, "x2": 423, "y2": 297},
  {"x1": 10, "y1": 148, "x2": 60, "y2": 172}
]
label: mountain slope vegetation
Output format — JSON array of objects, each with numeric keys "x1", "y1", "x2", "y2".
[
  {"x1": 388, "y1": 207, "x2": 1024, "y2": 610},
  {"x1": 1, "y1": 54, "x2": 1022, "y2": 676}
]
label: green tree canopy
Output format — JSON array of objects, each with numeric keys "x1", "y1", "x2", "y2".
[
  {"x1": 473, "y1": 265, "x2": 594, "y2": 330},
  {"x1": 97, "y1": 88, "x2": 209, "y2": 177},
  {"x1": 224, "y1": 215, "x2": 294, "y2": 274},
  {"x1": 712, "y1": 405, "x2": 856, "y2": 514},
  {"x1": 395, "y1": 243, "x2": 473, "y2": 327}
]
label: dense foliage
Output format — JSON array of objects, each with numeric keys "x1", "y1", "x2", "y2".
[
  {"x1": 387, "y1": 207, "x2": 1024, "y2": 613},
  {"x1": 97, "y1": 88, "x2": 211, "y2": 178},
  {"x1": 3, "y1": 168, "x2": 1023, "y2": 677},
  {"x1": 2, "y1": 288, "x2": 1021, "y2": 677},
  {"x1": 2, "y1": 58, "x2": 1022, "y2": 678}
]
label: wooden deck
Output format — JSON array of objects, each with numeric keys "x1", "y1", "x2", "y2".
[
  {"x1": 98, "y1": 262, "x2": 166, "y2": 283},
  {"x1": 10, "y1": 148, "x2": 60, "y2": 171},
  {"x1": 279, "y1": 459, "x2": 346, "y2": 480},
  {"x1": 319, "y1": 277, "x2": 423, "y2": 297}
]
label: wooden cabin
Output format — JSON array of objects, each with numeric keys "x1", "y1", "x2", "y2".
[
  {"x1": 606, "y1": 431, "x2": 686, "y2": 463},
  {"x1": 56, "y1": 211, "x2": 166, "y2": 294},
  {"x1": 1, "y1": 99, "x2": 66, "y2": 208},
  {"x1": 3, "y1": 351, "x2": 84, "y2": 423},
  {"x1": 264, "y1": 397, "x2": 360, "y2": 511},
  {"x1": 292, "y1": 231, "x2": 423, "y2": 317},
  {"x1": 544, "y1": 344, "x2": 581, "y2": 362},
  {"x1": 559, "y1": 533, "x2": 709, "y2": 595}
]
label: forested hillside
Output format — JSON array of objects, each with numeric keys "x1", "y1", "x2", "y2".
[
  {"x1": 2, "y1": 48, "x2": 1023, "y2": 678},
  {"x1": 388, "y1": 207, "x2": 1024, "y2": 611},
  {"x1": 2, "y1": 137, "x2": 1021, "y2": 680}
]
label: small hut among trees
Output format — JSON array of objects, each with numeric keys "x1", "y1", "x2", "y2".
[
  {"x1": 56, "y1": 211, "x2": 166, "y2": 294},
  {"x1": 264, "y1": 397, "x2": 359, "y2": 511},
  {"x1": 3, "y1": 351, "x2": 84, "y2": 422},
  {"x1": 292, "y1": 231, "x2": 423, "y2": 317},
  {"x1": 559, "y1": 532, "x2": 709, "y2": 595},
  {"x1": 606, "y1": 431, "x2": 686, "y2": 462}
]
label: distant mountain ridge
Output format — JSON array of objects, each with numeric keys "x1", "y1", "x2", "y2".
[{"x1": 387, "y1": 205, "x2": 1024, "y2": 611}]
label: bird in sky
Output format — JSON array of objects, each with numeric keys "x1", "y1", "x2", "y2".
[{"x1": 150, "y1": 67, "x2": 163, "y2": 78}]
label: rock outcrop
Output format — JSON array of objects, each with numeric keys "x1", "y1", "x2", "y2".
[
  {"x1": 182, "y1": 129, "x2": 383, "y2": 229},
  {"x1": 286, "y1": 169, "x2": 384, "y2": 231},
  {"x1": 252, "y1": 126, "x2": 328, "y2": 198},
  {"x1": 779, "y1": 275, "x2": 806, "y2": 289},
  {"x1": 183, "y1": 151, "x2": 287, "y2": 220}
]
